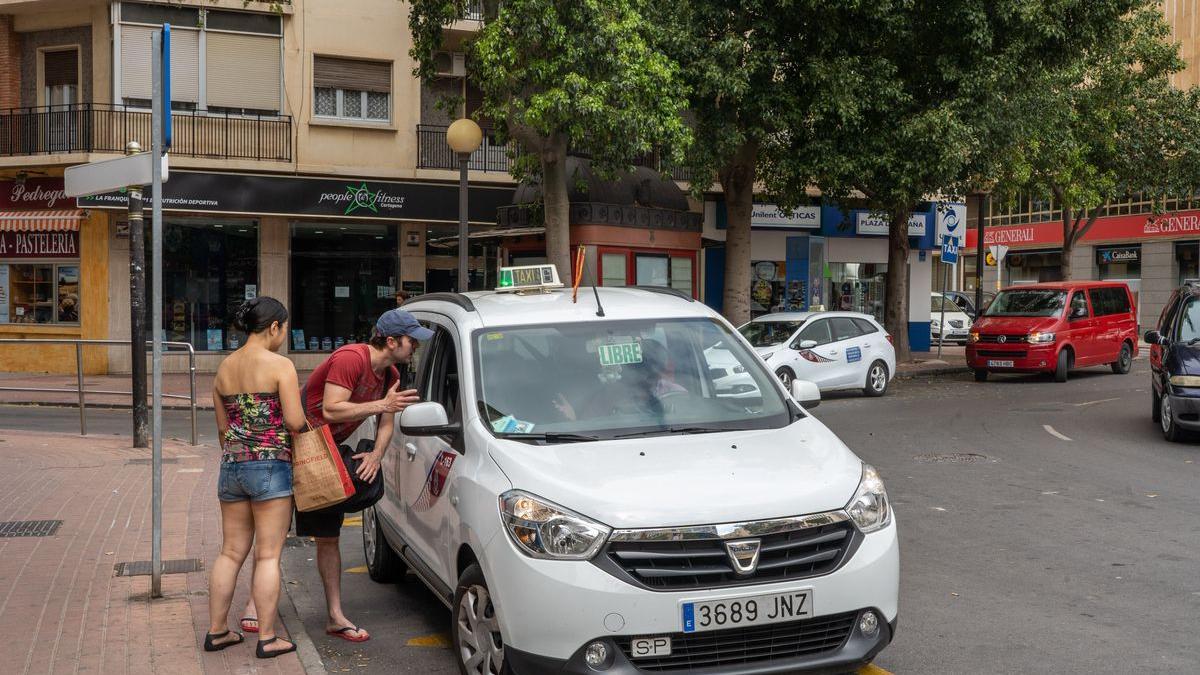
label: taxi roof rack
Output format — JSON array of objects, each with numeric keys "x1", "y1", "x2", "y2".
[
  {"x1": 631, "y1": 285, "x2": 695, "y2": 302},
  {"x1": 402, "y1": 292, "x2": 476, "y2": 312}
]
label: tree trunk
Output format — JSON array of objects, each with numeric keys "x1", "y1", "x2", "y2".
[
  {"x1": 884, "y1": 205, "x2": 912, "y2": 361},
  {"x1": 1060, "y1": 208, "x2": 1075, "y2": 281},
  {"x1": 719, "y1": 140, "x2": 759, "y2": 326},
  {"x1": 540, "y1": 134, "x2": 573, "y2": 277}
]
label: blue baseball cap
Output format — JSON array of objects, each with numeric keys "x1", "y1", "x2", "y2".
[{"x1": 375, "y1": 309, "x2": 434, "y2": 341}]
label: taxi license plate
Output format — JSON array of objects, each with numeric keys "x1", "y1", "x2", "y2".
[
  {"x1": 987, "y1": 359, "x2": 1014, "y2": 368},
  {"x1": 682, "y1": 589, "x2": 812, "y2": 633}
]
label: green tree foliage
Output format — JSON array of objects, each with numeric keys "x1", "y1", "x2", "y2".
[
  {"x1": 992, "y1": 1, "x2": 1200, "y2": 280},
  {"x1": 408, "y1": 0, "x2": 690, "y2": 278}
]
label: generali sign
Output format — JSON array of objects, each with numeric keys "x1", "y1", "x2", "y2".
[{"x1": 965, "y1": 209, "x2": 1200, "y2": 250}]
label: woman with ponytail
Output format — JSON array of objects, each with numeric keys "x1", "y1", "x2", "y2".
[{"x1": 204, "y1": 296, "x2": 305, "y2": 658}]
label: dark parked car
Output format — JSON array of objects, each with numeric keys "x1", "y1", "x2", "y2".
[
  {"x1": 1146, "y1": 284, "x2": 1200, "y2": 441},
  {"x1": 944, "y1": 290, "x2": 996, "y2": 319}
]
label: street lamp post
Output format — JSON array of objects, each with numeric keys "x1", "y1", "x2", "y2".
[{"x1": 446, "y1": 119, "x2": 483, "y2": 292}]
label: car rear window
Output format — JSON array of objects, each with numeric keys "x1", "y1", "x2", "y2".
[{"x1": 852, "y1": 318, "x2": 878, "y2": 334}]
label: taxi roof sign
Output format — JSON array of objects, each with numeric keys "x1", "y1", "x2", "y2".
[{"x1": 496, "y1": 264, "x2": 563, "y2": 292}]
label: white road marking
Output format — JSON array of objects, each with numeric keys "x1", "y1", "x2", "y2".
[
  {"x1": 1043, "y1": 424, "x2": 1073, "y2": 442},
  {"x1": 1074, "y1": 398, "x2": 1121, "y2": 407}
]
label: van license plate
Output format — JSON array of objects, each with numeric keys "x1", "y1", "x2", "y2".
[
  {"x1": 682, "y1": 589, "x2": 813, "y2": 633},
  {"x1": 629, "y1": 637, "x2": 671, "y2": 658},
  {"x1": 987, "y1": 360, "x2": 1014, "y2": 368}
]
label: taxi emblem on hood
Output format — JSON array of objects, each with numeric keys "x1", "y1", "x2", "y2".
[{"x1": 725, "y1": 538, "x2": 762, "y2": 575}]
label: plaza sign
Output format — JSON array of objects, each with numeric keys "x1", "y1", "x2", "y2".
[{"x1": 855, "y1": 211, "x2": 927, "y2": 236}]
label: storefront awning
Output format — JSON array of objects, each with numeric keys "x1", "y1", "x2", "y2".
[{"x1": 0, "y1": 209, "x2": 86, "y2": 232}]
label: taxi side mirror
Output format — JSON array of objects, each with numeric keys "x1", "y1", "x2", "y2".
[
  {"x1": 400, "y1": 402, "x2": 461, "y2": 437},
  {"x1": 798, "y1": 339, "x2": 819, "y2": 350},
  {"x1": 790, "y1": 379, "x2": 821, "y2": 409}
]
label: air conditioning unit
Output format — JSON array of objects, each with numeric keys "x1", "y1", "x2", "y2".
[{"x1": 433, "y1": 51, "x2": 466, "y2": 78}]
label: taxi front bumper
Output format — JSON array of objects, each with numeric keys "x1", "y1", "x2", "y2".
[{"x1": 481, "y1": 518, "x2": 900, "y2": 670}]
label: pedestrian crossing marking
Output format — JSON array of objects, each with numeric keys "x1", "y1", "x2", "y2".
[
  {"x1": 406, "y1": 632, "x2": 452, "y2": 648},
  {"x1": 859, "y1": 665, "x2": 894, "y2": 675},
  {"x1": 343, "y1": 516, "x2": 363, "y2": 527},
  {"x1": 345, "y1": 565, "x2": 368, "y2": 574}
]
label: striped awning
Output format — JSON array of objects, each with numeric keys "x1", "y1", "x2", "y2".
[{"x1": 0, "y1": 210, "x2": 85, "y2": 232}]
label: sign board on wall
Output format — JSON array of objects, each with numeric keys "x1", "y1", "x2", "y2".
[
  {"x1": 1097, "y1": 246, "x2": 1140, "y2": 265},
  {"x1": 750, "y1": 204, "x2": 821, "y2": 230},
  {"x1": 0, "y1": 231, "x2": 80, "y2": 258},
  {"x1": 0, "y1": 178, "x2": 69, "y2": 210},
  {"x1": 936, "y1": 203, "x2": 967, "y2": 246},
  {"x1": 0, "y1": 264, "x2": 8, "y2": 323},
  {"x1": 77, "y1": 170, "x2": 516, "y2": 224},
  {"x1": 855, "y1": 212, "x2": 927, "y2": 236}
]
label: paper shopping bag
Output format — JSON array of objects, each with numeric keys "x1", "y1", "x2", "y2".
[{"x1": 291, "y1": 423, "x2": 356, "y2": 512}]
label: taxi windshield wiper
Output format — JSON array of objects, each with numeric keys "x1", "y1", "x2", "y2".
[
  {"x1": 613, "y1": 426, "x2": 737, "y2": 439},
  {"x1": 494, "y1": 431, "x2": 601, "y2": 443}
]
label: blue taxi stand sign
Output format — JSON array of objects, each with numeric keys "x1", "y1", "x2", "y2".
[
  {"x1": 160, "y1": 24, "x2": 172, "y2": 149},
  {"x1": 940, "y1": 235, "x2": 959, "y2": 265}
]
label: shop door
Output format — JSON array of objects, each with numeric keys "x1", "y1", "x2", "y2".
[{"x1": 43, "y1": 49, "x2": 79, "y2": 153}]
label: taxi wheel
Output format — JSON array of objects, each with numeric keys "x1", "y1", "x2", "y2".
[
  {"x1": 362, "y1": 505, "x2": 406, "y2": 583},
  {"x1": 973, "y1": 369, "x2": 989, "y2": 382},
  {"x1": 1054, "y1": 349, "x2": 1071, "y2": 383},
  {"x1": 1161, "y1": 392, "x2": 1185, "y2": 443},
  {"x1": 1111, "y1": 343, "x2": 1133, "y2": 374},
  {"x1": 863, "y1": 361, "x2": 889, "y2": 397},
  {"x1": 775, "y1": 368, "x2": 795, "y2": 390},
  {"x1": 453, "y1": 564, "x2": 510, "y2": 675}
]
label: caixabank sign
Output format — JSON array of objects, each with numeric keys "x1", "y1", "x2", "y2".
[{"x1": 77, "y1": 171, "x2": 515, "y2": 224}]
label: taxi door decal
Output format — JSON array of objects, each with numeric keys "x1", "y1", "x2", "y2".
[{"x1": 411, "y1": 450, "x2": 457, "y2": 513}]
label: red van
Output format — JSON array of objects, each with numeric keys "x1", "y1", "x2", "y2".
[{"x1": 966, "y1": 282, "x2": 1138, "y2": 382}]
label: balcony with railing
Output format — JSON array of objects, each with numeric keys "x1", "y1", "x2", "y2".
[{"x1": 0, "y1": 103, "x2": 292, "y2": 162}]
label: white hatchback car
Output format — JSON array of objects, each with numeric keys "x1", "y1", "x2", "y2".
[
  {"x1": 739, "y1": 312, "x2": 896, "y2": 397},
  {"x1": 353, "y1": 267, "x2": 899, "y2": 675},
  {"x1": 930, "y1": 293, "x2": 973, "y2": 344}
]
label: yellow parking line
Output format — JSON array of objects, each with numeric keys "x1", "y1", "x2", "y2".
[
  {"x1": 345, "y1": 565, "x2": 369, "y2": 574},
  {"x1": 407, "y1": 632, "x2": 452, "y2": 648},
  {"x1": 859, "y1": 665, "x2": 893, "y2": 675},
  {"x1": 343, "y1": 516, "x2": 363, "y2": 527}
]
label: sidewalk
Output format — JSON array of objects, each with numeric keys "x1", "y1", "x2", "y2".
[
  {"x1": 0, "y1": 429, "x2": 311, "y2": 674},
  {"x1": 896, "y1": 345, "x2": 969, "y2": 379},
  {"x1": 0, "y1": 371, "x2": 313, "y2": 411}
]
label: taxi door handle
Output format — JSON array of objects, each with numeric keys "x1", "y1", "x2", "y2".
[{"x1": 406, "y1": 443, "x2": 418, "y2": 461}]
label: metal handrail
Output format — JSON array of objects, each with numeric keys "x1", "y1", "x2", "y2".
[{"x1": 0, "y1": 338, "x2": 198, "y2": 445}]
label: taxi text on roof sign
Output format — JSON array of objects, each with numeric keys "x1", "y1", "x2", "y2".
[{"x1": 496, "y1": 264, "x2": 563, "y2": 292}]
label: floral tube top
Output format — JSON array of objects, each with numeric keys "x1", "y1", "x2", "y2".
[{"x1": 221, "y1": 392, "x2": 292, "y2": 463}]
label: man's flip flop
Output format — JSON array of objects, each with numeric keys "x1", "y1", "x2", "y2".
[
  {"x1": 326, "y1": 626, "x2": 370, "y2": 643},
  {"x1": 203, "y1": 630, "x2": 244, "y2": 652},
  {"x1": 256, "y1": 637, "x2": 297, "y2": 659},
  {"x1": 240, "y1": 617, "x2": 259, "y2": 633}
]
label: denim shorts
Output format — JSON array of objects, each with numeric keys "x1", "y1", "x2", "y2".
[{"x1": 217, "y1": 459, "x2": 293, "y2": 502}]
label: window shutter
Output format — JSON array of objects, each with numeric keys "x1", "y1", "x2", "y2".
[
  {"x1": 121, "y1": 24, "x2": 154, "y2": 100},
  {"x1": 43, "y1": 50, "x2": 78, "y2": 87},
  {"x1": 313, "y1": 56, "x2": 391, "y2": 93},
  {"x1": 169, "y1": 28, "x2": 199, "y2": 103},
  {"x1": 206, "y1": 32, "x2": 281, "y2": 111}
]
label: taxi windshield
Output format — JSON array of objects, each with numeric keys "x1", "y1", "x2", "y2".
[
  {"x1": 474, "y1": 318, "x2": 794, "y2": 440},
  {"x1": 739, "y1": 320, "x2": 805, "y2": 347}
]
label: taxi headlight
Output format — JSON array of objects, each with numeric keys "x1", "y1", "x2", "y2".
[
  {"x1": 1169, "y1": 375, "x2": 1200, "y2": 387},
  {"x1": 845, "y1": 464, "x2": 891, "y2": 533},
  {"x1": 500, "y1": 490, "x2": 611, "y2": 560},
  {"x1": 1028, "y1": 331, "x2": 1056, "y2": 344}
]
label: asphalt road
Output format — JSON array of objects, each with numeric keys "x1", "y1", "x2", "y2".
[
  {"x1": 276, "y1": 358, "x2": 1200, "y2": 675},
  {"x1": 8, "y1": 357, "x2": 1197, "y2": 673}
]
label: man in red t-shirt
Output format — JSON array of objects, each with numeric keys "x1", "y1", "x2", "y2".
[{"x1": 295, "y1": 309, "x2": 428, "y2": 642}]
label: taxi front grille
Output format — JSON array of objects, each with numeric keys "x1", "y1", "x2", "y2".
[
  {"x1": 597, "y1": 520, "x2": 858, "y2": 591},
  {"x1": 614, "y1": 611, "x2": 857, "y2": 671}
]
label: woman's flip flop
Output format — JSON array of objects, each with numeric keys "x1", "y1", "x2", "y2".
[
  {"x1": 240, "y1": 616, "x2": 259, "y2": 633},
  {"x1": 326, "y1": 625, "x2": 370, "y2": 643}
]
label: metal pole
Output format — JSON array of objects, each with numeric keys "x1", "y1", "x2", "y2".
[
  {"x1": 150, "y1": 28, "x2": 165, "y2": 600},
  {"x1": 75, "y1": 343, "x2": 86, "y2": 436},
  {"x1": 127, "y1": 141, "x2": 148, "y2": 448},
  {"x1": 189, "y1": 349, "x2": 197, "y2": 446},
  {"x1": 937, "y1": 263, "x2": 948, "y2": 359},
  {"x1": 458, "y1": 153, "x2": 469, "y2": 292},
  {"x1": 975, "y1": 192, "x2": 987, "y2": 313}
]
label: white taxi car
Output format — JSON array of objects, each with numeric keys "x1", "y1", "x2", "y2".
[
  {"x1": 739, "y1": 312, "x2": 896, "y2": 397},
  {"x1": 930, "y1": 292, "x2": 973, "y2": 344},
  {"x1": 354, "y1": 266, "x2": 899, "y2": 674}
]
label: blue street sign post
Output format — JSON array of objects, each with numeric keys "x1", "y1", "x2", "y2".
[
  {"x1": 936, "y1": 235, "x2": 959, "y2": 359},
  {"x1": 941, "y1": 235, "x2": 959, "y2": 265},
  {"x1": 161, "y1": 24, "x2": 172, "y2": 149},
  {"x1": 149, "y1": 24, "x2": 171, "y2": 599}
]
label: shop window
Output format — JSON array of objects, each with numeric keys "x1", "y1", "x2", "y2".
[
  {"x1": 314, "y1": 56, "x2": 391, "y2": 122},
  {"x1": 827, "y1": 262, "x2": 887, "y2": 323},
  {"x1": 144, "y1": 219, "x2": 258, "y2": 350},
  {"x1": 1176, "y1": 242, "x2": 1199, "y2": 284},
  {"x1": 0, "y1": 263, "x2": 80, "y2": 324},
  {"x1": 290, "y1": 222, "x2": 397, "y2": 351},
  {"x1": 670, "y1": 257, "x2": 693, "y2": 296},
  {"x1": 601, "y1": 253, "x2": 627, "y2": 287},
  {"x1": 635, "y1": 254, "x2": 670, "y2": 287}
]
